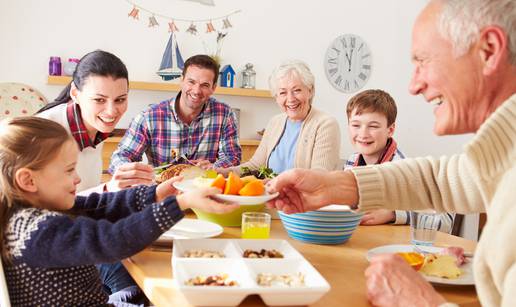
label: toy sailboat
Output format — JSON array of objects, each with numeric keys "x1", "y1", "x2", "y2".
[{"x1": 156, "y1": 33, "x2": 185, "y2": 81}]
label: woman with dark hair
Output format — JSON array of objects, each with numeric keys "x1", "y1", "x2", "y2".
[
  {"x1": 37, "y1": 50, "x2": 154, "y2": 304},
  {"x1": 38, "y1": 50, "x2": 154, "y2": 194}
]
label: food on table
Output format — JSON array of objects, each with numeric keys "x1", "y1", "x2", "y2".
[
  {"x1": 240, "y1": 166, "x2": 277, "y2": 179},
  {"x1": 419, "y1": 254, "x2": 463, "y2": 279},
  {"x1": 224, "y1": 172, "x2": 244, "y2": 195},
  {"x1": 210, "y1": 174, "x2": 226, "y2": 190},
  {"x1": 182, "y1": 249, "x2": 225, "y2": 258},
  {"x1": 396, "y1": 252, "x2": 425, "y2": 271},
  {"x1": 257, "y1": 272, "x2": 305, "y2": 287},
  {"x1": 185, "y1": 274, "x2": 238, "y2": 286},
  {"x1": 240, "y1": 175, "x2": 258, "y2": 185},
  {"x1": 157, "y1": 164, "x2": 205, "y2": 183},
  {"x1": 243, "y1": 249, "x2": 284, "y2": 258},
  {"x1": 440, "y1": 246, "x2": 468, "y2": 266},
  {"x1": 193, "y1": 171, "x2": 266, "y2": 196},
  {"x1": 397, "y1": 248, "x2": 465, "y2": 279},
  {"x1": 238, "y1": 180, "x2": 265, "y2": 196}
]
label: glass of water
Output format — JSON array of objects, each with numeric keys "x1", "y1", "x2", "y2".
[{"x1": 410, "y1": 210, "x2": 439, "y2": 246}]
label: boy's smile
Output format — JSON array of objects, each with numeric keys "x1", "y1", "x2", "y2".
[{"x1": 348, "y1": 110, "x2": 395, "y2": 165}]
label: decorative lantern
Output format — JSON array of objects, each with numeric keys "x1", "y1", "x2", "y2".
[{"x1": 241, "y1": 63, "x2": 256, "y2": 89}]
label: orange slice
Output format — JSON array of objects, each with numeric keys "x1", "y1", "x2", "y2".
[
  {"x1": 240, "y1": 175, "x2": 258, "y2": 186},
  {"x1": 396, "y1": 252, "x2": 424, "y2": 271},
  {"x1": 210, "y1": 174, "x2": 226, "y2": 191},
  {"x1": 223, "y1": 172, "x2": 243, "y2": 195},
  {"x1": 238, "y1": 180, "x2": 265, "y2": 196}
]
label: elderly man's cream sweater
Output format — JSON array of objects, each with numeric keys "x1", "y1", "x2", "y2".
[{"x1": 352, "y1": 94, "x2": 516, "y2": 307}]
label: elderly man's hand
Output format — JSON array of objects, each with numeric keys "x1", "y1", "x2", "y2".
[
  {"x1": 106, "y1": 162, "x2": 155, "y2": 192},
  {"x1": 265, "y1": 169, "x2": 358, "y2": 214},
  {"x1": 365, "y1": 254, "x2": 446, "y2": 307}
]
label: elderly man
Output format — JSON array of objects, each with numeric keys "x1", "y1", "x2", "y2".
[
  {"x1": 267, "y1": 0, "x2": 516, "y2": 306},
  {"x1": 109, "y1": 54, "x2": 241, "y2": 181}
]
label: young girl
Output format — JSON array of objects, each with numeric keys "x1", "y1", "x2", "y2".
[
  {"x1": 0, "y1": 117, "x2": 237, "y2": 306},
  {"x1": 37, "y1": 50, "x2": 155, "y2": 194}
]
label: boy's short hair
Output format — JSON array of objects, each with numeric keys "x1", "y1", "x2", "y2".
[{"x1": 346, "y1": 89, "x2": 397, "y2": 126}]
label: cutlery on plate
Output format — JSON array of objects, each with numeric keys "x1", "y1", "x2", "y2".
[
  {"x1": 153, "y1": 163, "x2": 173, "y2": 171},
  {"x1": 153, "y1": 154, "x2": 197, "y2": 171}
]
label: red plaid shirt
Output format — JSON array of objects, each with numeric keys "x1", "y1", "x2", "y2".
[{"x1": 66, "y1": 103, "x2": 110, "y2": 151}]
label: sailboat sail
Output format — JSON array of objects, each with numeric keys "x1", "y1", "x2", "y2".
[{"x1": 157, "y1": 33, "x2": 184, "y2": 81}]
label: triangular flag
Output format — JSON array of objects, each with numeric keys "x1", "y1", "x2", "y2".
[
  {"x1": 128, "y1": 7, "x2": 139, "y2": 20},
  {"x1": 148, "y1": 16, "x2": 159, "y2": 27},
  {"x1": 222, "y1": 18, "x2": 232, "y2": 29},
  {"x1": 186, "y1": 23, "x2": 198, "y2": 35},
  {"x1": 206, "y1": 21, "x2": 215, "y2": 33},
  {"x1": 168, "y1": 21, "x2": 179, "y2": 32}
]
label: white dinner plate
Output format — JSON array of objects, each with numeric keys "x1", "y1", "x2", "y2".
[
  {"x1": 173, "y1": 179, "x2": 279, "y2": 205},
  {"x1": 158, "y1": 218, "x2": 223, "y2": 241},
  {"x1": 366, "y1": 244, "x2": 474, "y2": 286}
]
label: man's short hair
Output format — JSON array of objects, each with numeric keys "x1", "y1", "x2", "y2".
[
  {"x1": 346, "y1": 89, "x2": 398, "y2": 127},
  {"x1": 182, "y1": 54, "x2": 220, "y2": 85}
]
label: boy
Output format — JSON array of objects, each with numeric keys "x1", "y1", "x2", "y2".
[{"x1": 345, "y1": 89, "x2": 453, "y2": 232}]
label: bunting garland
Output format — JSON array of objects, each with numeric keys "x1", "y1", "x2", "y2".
[{"x1": 125, "y1": 0, "x2": 240, "y2": 35}]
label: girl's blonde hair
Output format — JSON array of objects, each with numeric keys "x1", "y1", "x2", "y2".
[{"x1": 0, "y1": 116, "x2": 72, "y2": 261}]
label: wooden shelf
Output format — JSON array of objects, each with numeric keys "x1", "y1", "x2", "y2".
[{"x1": 47, "y1": 75, "x2": 272, "y2": 98}]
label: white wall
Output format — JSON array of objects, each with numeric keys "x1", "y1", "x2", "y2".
[{"x1": 0, "y1": 0, "x2": 473, "y2": 158}]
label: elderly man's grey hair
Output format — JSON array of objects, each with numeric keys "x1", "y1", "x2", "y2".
[
  {"x1": 438, "y1": 0, "x2": 516, "y2": 65},
  {"x1": 268, "y1": 60, "x2": 315, "y2": 103}
]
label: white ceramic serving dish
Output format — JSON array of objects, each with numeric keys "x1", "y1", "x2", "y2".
[{"x1": 172, "y1": 239, "x2": 330, "y2": 306}]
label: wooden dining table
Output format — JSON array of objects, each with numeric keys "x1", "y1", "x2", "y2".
[{"x1": 122, "y1": 215, "x2": 480, "y2": 307}]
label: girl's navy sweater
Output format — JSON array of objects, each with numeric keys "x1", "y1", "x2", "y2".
[{"x1": 2, "y1": 185, "x2": 184, "y2": 306}]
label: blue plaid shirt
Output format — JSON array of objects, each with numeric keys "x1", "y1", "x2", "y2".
[{"x1": 109, "y1": 93, "x2": 241, "y2": 173}]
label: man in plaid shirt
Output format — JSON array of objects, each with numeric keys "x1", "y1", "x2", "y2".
[{"x1": 109, "y1": 55, "x2": 241, "y2": 175}]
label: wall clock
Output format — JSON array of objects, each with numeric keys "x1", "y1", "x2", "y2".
[{"x1": 324, "y1": 34, "x2": 372, "y2": 93}]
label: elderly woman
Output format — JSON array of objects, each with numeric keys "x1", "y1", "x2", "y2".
[
  {"x1": 223, "y1": 60, "x2": 340, "y2": 175},
  {"x1": 267, "y1": 0, "x2": 516, "y2": 306}
]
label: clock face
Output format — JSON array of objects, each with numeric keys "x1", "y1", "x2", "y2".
[{"x1": 324, "y1": 34, "x2": 372, "y2": 93}]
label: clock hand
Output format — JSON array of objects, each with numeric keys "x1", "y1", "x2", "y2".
[{"x1": 346, "y1": 49, "x2": 354, "y2": 72}]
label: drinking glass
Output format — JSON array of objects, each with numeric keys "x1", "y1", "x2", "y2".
[
  {"x1": 410, "y1": 210, "x2": 439, "y2": 246},
  {"x1": 241, "y1": 212, "x2": 271, "y2": 239}
]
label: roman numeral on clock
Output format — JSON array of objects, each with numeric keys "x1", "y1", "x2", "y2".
[
  {"x1": 327, "y1": 58, "x2": 338, "y2": 65},
  {"x1": 328, "y1": 67, "x2": 338, "y2": 77},
  {"x1": 334, "y1": 75, "x2": 343, "y2": 86},
  {"x1": 340, "y1": 38, "x2": 347, "y2": 49}
]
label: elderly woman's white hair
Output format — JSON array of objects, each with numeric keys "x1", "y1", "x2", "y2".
[
  {"x1": 438, "y1": 0, "x2": 516, "y2": 65},
  {"x1": 268, "y1": 60, "x2": 315, "y2": 104}
]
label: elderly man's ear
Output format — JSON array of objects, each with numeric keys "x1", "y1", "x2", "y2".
[{"x1": 478, "y1": 25, "x2": 508, "y2": 75}]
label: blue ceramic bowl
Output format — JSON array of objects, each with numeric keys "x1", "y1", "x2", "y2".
[{"x1": 278, "y1": 205, "x2": 363, "y2": 245}]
